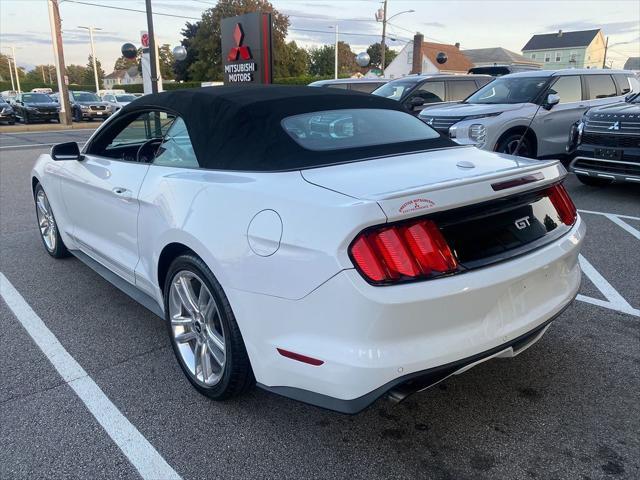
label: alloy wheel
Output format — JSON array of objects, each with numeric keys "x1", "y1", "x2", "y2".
[
  {"x1": 504, "y1": 138, "x2": 531, "y2": 157},
  {"x1": 35, "y1": 189, "x2": 57, "y2": 252},
  {"x1": 168, "y1": 271, "x2": 226, "y2": 386}
]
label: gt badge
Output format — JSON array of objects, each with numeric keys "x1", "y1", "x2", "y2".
[{"x1": 514, "y1": 216, "x2": 531, "y2": 230}]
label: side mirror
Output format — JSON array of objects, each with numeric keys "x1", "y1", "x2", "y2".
[
  {"x1": 51, "y1": 142, "x2": 82, "y2": 161},
  {"x1": 409, "y1": 96, "x2": 425, "y2": 107},
  {"x1": 544, "y1": 93, "x2": 560, "y2": 110}
]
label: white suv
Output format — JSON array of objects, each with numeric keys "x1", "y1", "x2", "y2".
[{"x1": 419, "y1": 69, "x2": 639, "y2": 158}]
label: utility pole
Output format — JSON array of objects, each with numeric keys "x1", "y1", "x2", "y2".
[
  {"x1": 334, "y1": 25, "x2": 339, "y2": 79},
  {"x1": 11, "y1": 46, "x2": 21, "y2": 93},
  {"x1": 79, "y1": 26, "x2": 102, "y2": 93},
  {"x1": 145, "y1": 0, "x2": 159, "y2": 93},
  {"x1": 602, "y1": 36, "x2": 609, "y2": 69},
  {"x1": 41, "y1": 65, "x2": 47, "y2": 83},
  {"x1": 48, "y1": 0, "x2": 72, "y2": 125},
  {"x1": 380, "y1": 0, "x2": 388, "y2": 74}
]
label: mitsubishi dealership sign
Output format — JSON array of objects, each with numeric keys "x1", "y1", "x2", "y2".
[{"x1": 221, "y1": 12, "x2": 273, "y2": 85}]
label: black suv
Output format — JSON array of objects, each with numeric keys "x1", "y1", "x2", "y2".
[
  {"x1": 569, "y1": 92, "x2": 640, "y2": 186},
  {"x1": 12, "y1": 92, "x2": 59, "y2": 124},
  {"x1": 0, "y1": 98, "x2": 16, "y2": 125},
  {"x1": 371, "y1": 74, "x2": 493, "y2": 115}
]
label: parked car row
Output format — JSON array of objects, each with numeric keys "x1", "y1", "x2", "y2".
[
  {"x1": 313, "y1": 69, "x2": 639, "y2": 186},
  {"x1": 0, "y1": 89, "x2": 146, "y2": 125}
]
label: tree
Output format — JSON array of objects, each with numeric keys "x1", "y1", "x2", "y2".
[
  {"x1": 277, "y1": 41, "x2": 309, "y2": 77},
  {"x1": 66, "y1": 64, "x2": 87, "y2": 85},
  {"x1": 309, "y1": 41, "x2": 357, "y2": 76},
  {"x1": 366, "y1": 42, "x2": 398, "y2": 69},
  {"x1": 26, "y1": 65, "x2": 56, "y2": 84},
  {"x1": 174, "y1": 22, "x2": 199, "y2": 81},
  {"x1": 0, "y1": 54, "x2": 12, "y2": 83},
  {"x1": 182, "y1": 0, "x2": 290, "y2": 81},
  {"x1": 158, "y1": 44, "x2": 175, "y2": 80},
  {"x1": 114, "y1": 52, "x2": 140, "y2": 72},
  {"x1": 82, "y1": 55, "x2": 105, "y2": 87}
]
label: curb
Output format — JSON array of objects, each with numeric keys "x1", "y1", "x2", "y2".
[{"x1": 0, "y1": 123, "x2": 98, "y2": 134}]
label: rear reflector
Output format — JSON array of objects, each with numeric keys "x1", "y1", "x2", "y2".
[
  {"x1": 546, "y1": 183, "x2": 577, "y2": 226},
  {"x1": 349, "y1": 219, "x2": 458, "y2": 284},
  {"x1": 277, "y1": 348, "x2": 324, "y2": 366}
]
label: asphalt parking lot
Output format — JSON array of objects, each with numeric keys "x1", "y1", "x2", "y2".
[{"x1": 1, "y1": 133, "x2": 639, "y2": 480}]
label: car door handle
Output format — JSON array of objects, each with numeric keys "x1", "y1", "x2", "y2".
[{"x1": 112, "y1": 187, "x2": 132, "y2": 198}]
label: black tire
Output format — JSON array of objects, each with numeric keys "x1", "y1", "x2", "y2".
[
  {"x1": 496, "y1": 132, "x2": 535, "y2": 158},
  {"x1": 164, "y1": 254, "x2": 254, "y2": 400},
  {"x1": 73, "y1": 108, "x2": 82, "y2": 122},
  {"x1": 22, "y1": 113, "x2": 30, "y2": 124},
  {"x1": 575, "y1": 175, "x2": 613, "y2": 187},
  {"x1": 8, "y1": 120, "x2": 15, "y2": 125},
  {"x1": 33, "y1": 184, "x2": 70, "y2": 259}
]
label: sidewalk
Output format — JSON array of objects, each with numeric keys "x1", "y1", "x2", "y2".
[{"x1": 0, "y1": 122, "x2": 98, "y2": 134}]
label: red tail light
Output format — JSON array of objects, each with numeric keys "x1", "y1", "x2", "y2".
[
  {"x1": 547, "y1": 183, "x2": 577, "y2": 226},
  {"x1": 349, "y1": 219, "x2": 458, "y2": 284}
]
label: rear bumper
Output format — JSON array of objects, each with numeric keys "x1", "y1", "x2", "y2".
[
  {"x1": 229, "y1": 216, "x2": 585, "y2": 413},
  {"x1": 259, "y1": 309, "x2": 564, "y2": 414},
  {"x1": 570, "y1": 145, "x2": 640, "y2": 183}
]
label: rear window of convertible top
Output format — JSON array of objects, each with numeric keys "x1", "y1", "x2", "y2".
[{"x1": 281, "y1": 108, "x2": 440, "y2": 151}]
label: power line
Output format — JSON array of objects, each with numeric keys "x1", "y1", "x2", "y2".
[{"x1": 62, "y1": 0, "x2": 201, "y2": 20}]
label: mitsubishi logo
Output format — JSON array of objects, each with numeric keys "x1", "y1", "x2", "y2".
[
  {"x1": 608, "y1": 121, "x2": 620, "y2": 131},
  {"x1": 426, "y1": 118, "x2": 434, "y2": 126},
  {"x1": 227, "y1": 23, "x2": 251, "y2": 61}
]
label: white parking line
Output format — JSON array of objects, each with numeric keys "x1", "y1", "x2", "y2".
[
  {"x1": 0, "y1": 273, "x2": 182, "y2": 480},
  {"x1": 577, "y1": 255, "x2": 640, "y2": 317},
  {"x1": 0, "y1": 143, "x2": 56, "y2": 150},
  {"x1": 0, "y1": 129, "x2": 96, "y2": 135},
  {"x1": 578, "y1": 209, "x2": 640, "y2": 222}
]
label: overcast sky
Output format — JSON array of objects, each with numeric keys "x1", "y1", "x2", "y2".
[{"x1": 1, "y1": 0, "x2": 638, "y2": 72}]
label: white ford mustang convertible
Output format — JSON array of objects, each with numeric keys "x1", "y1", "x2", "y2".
[{"x1": 31, "y1": 86, "x2": 584, "y2": 413}]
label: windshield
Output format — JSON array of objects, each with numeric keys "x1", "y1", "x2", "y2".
[
  {"x1": 22, "y1": 93, "x2": 53, "y2": 103},
  {"x1": 465, "y1": 76, "x2": 549, "y2": 104},
  {"x1": 73, "y1": 92, "x2": 101, "y2": 102},
  {"x1": 282, "y1": 108, "x2": 439, "y2": 151},
  {"x1": 116, "y1": 94, "x2": 137, "y2": 102},
  {"x1": 371, "y1": 80, "x2": 418, "y2": 101}
]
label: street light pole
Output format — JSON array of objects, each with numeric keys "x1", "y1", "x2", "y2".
[
  {"x1": 79, "y1": 26, "x2": 102, "y2": 93},
  {"x1": 4, "y1": 53, "x2": 15, "y2": 91},
  {"x1": 11, "y1": 46, "x2": 21, "y2": 93},
  {"x1": 380, "y1": 0, "x2": 388, "y2": 75},
  {"x1": 334, "y1": 24, "x2": 339, "y2": 79}
]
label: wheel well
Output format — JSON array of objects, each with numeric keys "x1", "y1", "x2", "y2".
[
  {"x1": 495, "y1": 127, "x2": 538, "y2": 157},
  {"x1": 157, "y1": 242, "x2": 196, "y2": 290},
  {"x1": 31, "y1": 177, "x2": 40, "y2": 195}
]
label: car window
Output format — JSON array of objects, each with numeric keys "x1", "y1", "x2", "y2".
[
  {"x1": 153, "y1": 117, "x2": 199, "y2": 168},
  {"x1": 91, "y1": 111, "x2": 175, "y2": 159},
  {"x1": 350, "y1": 83, "x2": 381, "y2": 93},
  {"x1": 22, "y1": 93, "x2": 52, "y2": 103},
  {"x1": 371, "y1": 80, "x2": 418, "y2": 100},
  {"x1": 413, "y1": 81, "x2": 445, "y2": 103},
  {"x1": 326, "y1": 83, "x2": 349, "y2": 90},
  {"x1": 612, "y1": 74, "x2": 632, "y2": 94},
  {"x1": 282, "y1": 108, "x2": 439, "y2": 151},
  {"x1": 448, "y1": 81, "x2": 478, "y2": 101},
  {"x1": 72, "y1": 92, "x2": 101, "y2": 102},
  {"x1": 629, "y1": 76, "x2": 640, "y2": 93},
  {"x1": 549, "y1": 76, "x2": 582, "y2": 103},
  {"x1": 466, "y1": 76, "x2": 548, "y2": 104},
  {"x1": 585, "y1": 75, "x2": 617, "y2": 99}
]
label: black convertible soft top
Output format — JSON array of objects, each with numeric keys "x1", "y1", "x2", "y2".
[{"x1": 119, "y1": 85, "x2": 454, "y2": 171}]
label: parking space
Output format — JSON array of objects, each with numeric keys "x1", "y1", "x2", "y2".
[{"x1": 1, "y1": 140, "x2": 639, "y2": 479}]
